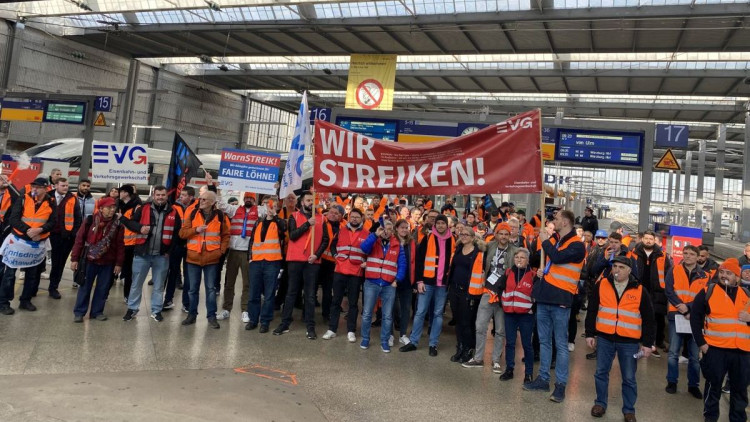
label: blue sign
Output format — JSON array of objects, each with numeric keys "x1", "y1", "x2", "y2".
[
  {"x1": 555, "y1": 128, "x2": 644, "y2": 167},
  {"x1": 336, "y1": 116, "x2": 398, "y2": 141},
  {"x1": 95, "y1": 96, "x2": 113, "y2": 112},
  {"x1": 218, "y1": 148, "x2": 281, "y2": 195},
  {"x1": 542, "y1": 126, "x2": 558, "y2": 144},
  {"x1": 310, "y1": 108, "x2": 331, "y2": 125},
  {"x1": 655, "y1": 124, "x2": 688, "y2": 149}
]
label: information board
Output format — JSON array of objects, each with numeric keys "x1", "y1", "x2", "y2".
[
  {"x1": 44, "y1": 101, "x2": 86, "y2": 124},
  {"x1": 398, "y1": 120, "x2": 458, "y2": 143},
  {"x1": 335, "y1": 117, "x2": 398, "y2": 141},
  {"x1": 555, "y1": 128, "x2": 643, "y2": 167},
  {"x1": 0, "y1": 99, "x2": 45, "y2": 122}
]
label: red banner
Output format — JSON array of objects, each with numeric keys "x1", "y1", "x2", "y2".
[{"x1": 313, "y1": 109, "x2": 542, "y2": 194}]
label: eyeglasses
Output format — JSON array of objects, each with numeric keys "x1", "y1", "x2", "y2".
[
  {"x1": 199, "y1": 198, "x2": 210, "y2": 201},
  {"x1": 460, "y1": 233, "x2": 473, "y2": 237}
]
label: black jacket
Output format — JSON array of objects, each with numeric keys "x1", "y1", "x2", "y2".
[
  {"x1": 585, "y1": 273, "x2": 656, "y2": 347},
  {"x1": 580, "y1": 215, "x2": 599, "y2": 234},
  {"x1": 52, "y1": 192, "x2": 82, "y2": 238},
  {"x1": 591, "y1": 245, "x2": 636, "y2": 282},
  {"x1": 122, "y1": 202, "x2": 181, "y2": 256},
  {"x1": 415, "y1": 232, "x2": 454, "y2": 286},
  {"x1": 532, "y1": 230, "x2": 586, "y2": 307},
  {"x1": 631, "y1": 244, "x2": 673, "y2": 313}
]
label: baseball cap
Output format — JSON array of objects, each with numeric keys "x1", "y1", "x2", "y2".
[{"x1": 595, "y1": 229, "x2": 608, "y2": 238}]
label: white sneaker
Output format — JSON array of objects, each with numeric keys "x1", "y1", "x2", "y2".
[
  {"x1": 216, "y1": 310, "x2": 230, "y2": 320},
  {"x1": 492, "y1": 362, "x2": 503, "y2": 374},
  {"x1": 568, "y1": 343, "x2": 575, "y2": 352},
  {"x1": 241, "y1": 312, "x2": 250, "y2": 323},
  {"x1": 347, "y1": 332, "x2": 356, "y2": 343},
  {"x1": 399, "y1": 335, "x2": 410, "y2": 345},
  {"x1": 388, "y1": 335, "x2": 394, "y2": 347},
  {"x1": 322, "y1": 330, "x2": 337, "y2": 340},
  {"x1": 41, "y1": 272, "x2": 50, "y2": 279},
  {"x1": 678, "y1": 356, "x2": 689, "y2": 364}
]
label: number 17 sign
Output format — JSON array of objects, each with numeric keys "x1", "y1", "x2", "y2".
[{"x1": 655, "y1": 124, "x2": 688, "y2": 149}]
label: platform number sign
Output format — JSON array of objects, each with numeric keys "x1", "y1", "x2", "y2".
[
  {"x1": 309, "y1": 108, "x2": 331, "y2": 126},
  {"x1": 94, "y1": 96, "x2": 112, "y2": 112},
  {"x1": 655, "y1": 124, "x2": 688, "y2": 149}
]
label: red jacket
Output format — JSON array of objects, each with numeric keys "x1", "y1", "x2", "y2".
[{"x1": 71, "y1": 214, "x2": 125, "y2": 267}]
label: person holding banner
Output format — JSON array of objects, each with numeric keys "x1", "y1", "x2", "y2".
[
  {"x1": 400, "y1": 214, "x2": 455, "y2": 356},
  {"x1": 273, "y1": 191, "x2": 330, "y2": 340},
  {"x1": 0, "y1": 178, "x2": 57, "y2": 314},
  {"x1": 48, "y1": 177, "x2": 82, "y2": 300}
]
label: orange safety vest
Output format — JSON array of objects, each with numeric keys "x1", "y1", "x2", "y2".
[
  {"x1": 703, "y1": 285, "x2": 750, "y2": 351},
  {"x1": 522, "y1": 222, "x2": 535, "y2": 240},
  {"x1": 286, "y1": 211, "x2": 326, "y2": 264},
  {"x1": 668, "y1": 265, "x2": 709, "y2": 313},
  {"x1": 229, "y1": 206, "x2": 258, "y2": 237},
  {"x1": 335, "y1": 196, "x2": 350, "y2": 207},
  {"x1": 363, "y1": 219, "x2": 373, "y2": 233},
  {"x1": 0, "y1": 192, "x2": 11, "y2": 223},
  {"x1": 321, "y1": 219, "x2": 342, "y2": 262},
  {"x1": 14, "y1": 193, "x2": 53, "y2": 240},
  {"x1": 544, "y1": 235, "x2": 584, "y2": 295},
  {"x1": 596, "y1": 280, "x2": 643, "y2": 339},
  {"x1": 334, "y1": 225, "x2": 369, "y2": 276},
  {"x1": 173, "y1": 203, "x2": 185, "y2": 221},
  {"x1": 251, "y1": 220, "x2": 282, "y2": 261},
  {"x1": 364, "y1": 235, "x2": 400, "y2": 282},
  {"x1": 531, "y1": 214, "x2": 541, "y2": 233},
  {"x1": 133, "y1": 203, "x2": 178, "y2": 247},
  {"x1": 122, "y1": 206, "x2": 142, "y2": 246},
  {"x1": 467, "y1": 250, "x2": 486, "y2": 295},
  {"x1": 60, "y1": 194, "x2": 76, "y2": 232},
  {"x1": 656, "y1": 255, "x2": 666, "y2": 289},
  {"x1": 423, "y1": 233, "x2": 456, "y2": 279},
  {"x1": 501, "y1": 267, "x2": 535, "y2": 314},
  {"x1": 186, "y1": 210, "x2": 223, "y2": 253}
]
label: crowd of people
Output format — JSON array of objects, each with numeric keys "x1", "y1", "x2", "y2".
[{"x1": 0, "y1": 174, "x2": 747, "y2": 422}]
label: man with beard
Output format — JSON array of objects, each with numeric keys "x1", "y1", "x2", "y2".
[
  {"x1": 76, "y1": 179, "x2": 95, "y2": 220},
  {"x1": 697, "y1": 245, "x2": 719, "y2": 281},
  {"x1": 630, "y1": 229, "x2": 672, "y2": 357},
  {"x1": 274, "y1": 191, "x2": 330, "y2": 339},
  {"x1": 580, "y1": 207, "x2": 598, "y2": 234},
  {"x1": 582, "y1": 229, "x2": 611, "y2": 360},
  {"x1": 414, "y1": 209, "x2": 439, "y2": 244}
]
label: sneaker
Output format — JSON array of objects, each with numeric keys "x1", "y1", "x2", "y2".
[
  {"x1": 429, "y1": 346, "x2": 438, "y2": 357},
  {"x1": 688, "y1": 386, "x2": 703, "y2": 399},
  {"x1": 241, "y1": 312, "x2": 250, "y2": 323},
  {"x1": 0, "y1": 306, "x2": 15, "y2": 315},
  {"x1": 492, "y1": 362, "x2": 503, "y2": 374},
  {"x1": 259, "y1": 325, "x2": 269, "y2": 333},
  {"x1": 73, "y1": 315, "x2": 84, "y2": 323},
  {"x1": 216, "y1": 310, "x2": 230, "y2": 320},
  {"x1": 461, "y1": 358, "x2": 484, "y2": 368},
  {"x1": 94, "y1": 314, "x2": 108, "y2": 321},
  {"x1": 181, "y1": 306, "x2": 189, "y2": 313},
  {"x1": 590, "y1": 404, "x2": 606, "y2": 417},
  {"x1": 19, "y1": 301, "x2": 37, "y2": 312},
  {"x1": 150, "y1": 312, "x2": 163, "y2": 322},
  {"x1": 245, "y1": 322, "x2": 258, "y2": 330},
  {"x1": 399, "y1": 335, "x2": 410, "y2": 345},
  {"x1": 523, "y1": 376, "x2": 550, "y2": 392},
  {"x1": 71, "y1": 283, "x2": 78, "y2": 289},
  {"x1": 652, "y1": 349, "x2": 662, "y2": 358},
  {"x1": 207, "y1": 317, "x2": 220, "y2": 329},
  {"x1": 163, "y1": 301, "x2": 175, "y2": 310},
  {"x1": 322, "y1": 330, "x2": 337, "y2": 340},
  {"x1": 721, "y1": 381, "x2": 730, "y2": 394},
  {"x1": 49, "y1": 290, "x2": 61, "y2": 299},
  {"x1": 273, "y1": 325, "x2": 290, "y2": 335},
  {"x1": 568, "y1": 342, "x2": 575, "y2": 352},
  {"x1": 678, "y1": 356, "x2": 689, "y2": 364},
  {"x1": 360, "y1": 340, "x2": 370, "y2": 350},
  {"x1": 381, "y1": 343, "x2": 391, "y2": 353},
  {"x1": 181, "y1": 315, "x2": 196, "y2": 325},
  {"x1": 123, "y1": 309, "x2": 136, "y2": 321},
  {"x1": 499, "y1": 369, "x2": 514, "y2": 381},
  {"x1": 523, "y1": 374, "x2": 533, "y2": 383},
  {"x1": 399, "y1": 343, "x2": 417, "y2": 352},
  {"x1": 550, "y1": 383, "x2": 566, "y2": 403},
  {"x1": 388, "y1": 335, "x2": 394, "y2": 347},
  {"x1": 665, "y1": 382, "x2": 677, "y2": 394},
  {"x1": 586, "y1": 351, "x2": 597, "y2": 360},
  {"x1": 306, "y1": 329, "x2": 317, "y2": 340},
  {"x1": 347, "y1": 332, "x2": 356, "y2": 343}
]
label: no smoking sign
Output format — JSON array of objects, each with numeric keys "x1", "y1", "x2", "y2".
[{"x1": 356, "y1": 79, "x2": 384, "y2": 109}]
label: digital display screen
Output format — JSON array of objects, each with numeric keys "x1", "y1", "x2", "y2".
[
  {"x1": 336, "y1": 117, "x2": 398, "y2": 141},
  {"x1": 44, "y1": 101, "x2": 86, "y2": 124},
  {"x1": 555, "y1": 128, "x2": 643, "y2": 167}
]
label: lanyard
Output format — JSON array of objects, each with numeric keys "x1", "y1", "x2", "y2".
[{"x1": 240, "y1": 209, "x2": 249, "y2": 238}]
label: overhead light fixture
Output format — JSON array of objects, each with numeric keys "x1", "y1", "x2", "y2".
[
  {"x1": 199, "y1": 55, "x2": 213, "y2": 64},
  {"x1": 323, "y1": 68, "x2": 332, "y2": 75},
  {"x1": 204, "y1": 0, "x2": 222, "y2": 12},
  {"x1": 218, "y1": 64, "x2": 229, "y2": 72}
]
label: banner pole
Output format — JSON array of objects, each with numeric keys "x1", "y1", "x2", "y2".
[
  {"x1": 538, "y1": 109, "x2": 546, "y2": 267},
  {"x1": 309, "y1": 114, "x2": 316, "y2": 256}
]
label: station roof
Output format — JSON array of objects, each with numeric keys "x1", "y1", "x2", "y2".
[{"x1": 0, "y1": 0, "x2": 748, "y2": 176}]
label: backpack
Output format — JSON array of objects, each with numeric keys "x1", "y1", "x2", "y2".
[
  {"x1": 188, "y1": 207, "x2": 226, "y2": 233},
  {"x1": 705, "y1": 282, "x2": 750, "y2": 307}
]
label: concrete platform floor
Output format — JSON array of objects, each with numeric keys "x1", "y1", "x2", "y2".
[{"x1": 0, "y1": 269, "x2": 738, "y2": 421}]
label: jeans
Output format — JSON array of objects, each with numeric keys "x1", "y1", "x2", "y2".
[
  {"x1": 49, "y1": 232, "x2": 74, "y2": 292},
  {"x1": 667, "y1": 319, "x2": 700, "y2": 387},
  {"x1": 409, "y1": 284, "x2": 448, "y2": 347},
  {"x1": 393, "y1": 282, "x2": 413, "y2": 337},
  {"x1": 361, "y1": 281, "x2": 396, "y2": 345},
  {"x1": 448, "y1": 287, "x2": 478, "y2": 349},
  {"x1": 128, "y1": 254, "x2": 169, "y2": 314},
  {"x1": 328, "y1": 273, "x2": 362, "y2": 334},
  {"x1": 281, "y1": 261, "x2": 319, "y2": 330},
  {"x1": 474, "y1": 293, "x2": 505, "y2": 363},
  {"x1": 223, "y1": 249, "x2": 249, "y2": 312},
  {"x1": 594, "y1": 336, "x2": 639, "y2": 415},
  {"x1": 537, "y1": 303, "x2": 571, "y2": 384},
  {"x1": 165, "y1": 246, "x2": 186, "y2": 304},
  {"x1": 701, "y1": 347, "x2": 749, "y2": 422},
  {"x1": 73, "y1": 263, "x2": 113, "y2": 317},
  {"x1": 186, "y1": 263, "x2": 218, "y2": 318},
  {"x1": 248, "y1": 260, "x2": 281, "y2": 326},
  {"x1": 505, "y1": 312, "x2": 534, "y2": 375},
  {"x1": 318, "y1": 260, "x2": 336, "y2": 320}
]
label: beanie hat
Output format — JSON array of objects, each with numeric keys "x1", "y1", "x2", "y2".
[
  {"x1": 720, "y1": 258, "x2": 741, "y2": 277},
  {"x1": 98, "y1": 197, "x2": 116, "y2": 208},
  {"x1": 495, "y1": 222, "x2": 511, "y2": 234},
  {"x1": 741, "y1": 264, "x2": 750, "y2": 273},
  {"x1": 435, "y1": 214, "x2": 448, "y2": 225}
]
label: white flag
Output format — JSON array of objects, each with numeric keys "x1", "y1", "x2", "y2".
[{"x1": 279, "y1": 92, "x2": 310, "y2": 199}]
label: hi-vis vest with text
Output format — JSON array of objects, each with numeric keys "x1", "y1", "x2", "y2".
[
  {"x1": 252, "y1": 221, "x2": 282, "y2": 261},
  {"x1": 703, "y1": 285, "x2": 750, "y2": 351},
  {"x1": 501, "y1": 267, "x2": 535, "y2": 314},
  {"x1": 14, "y1": 193, "x2": 53, "y2": 240},
  {"x1": 334, "y1": 226, "x2": 369, "y2": 276},
  {"x1": 467, "y1": 251, "x2": 486, "y2": 295},
  {"x1": 668, "y1": 265, "x2": 708, "y2": 313},
  {"x1": 544, "y1": 236, "x2": 584, "y2": 294},
  {"x1": 596, "y1": 280, "x2": 643, "y2": 339},
  {"x1": 186, "y1": 210, "x2": 223, "y2": 253},
  {"x1": 364, "y1": 236, "x2": 400, "y2": 282}
]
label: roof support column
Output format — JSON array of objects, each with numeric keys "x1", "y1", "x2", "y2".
[
  {"x1": 681, "y1": 151, "x2": 692, "y2": 226},
  {"x1": 118, "y1": 58, "x2": 140, "y2": 143},
  {"x1": 237, "y1": 95, "x2": 249, "y2": 148},
  {"x1": 674, "y1": 167, "x2": 682, "y2": 224},
  {"x1": 638, "y1": 126, "x2": 654, "y2": 233},
  {"x1": 695, "y1": 140, "x2": 706, "y2": 230},
  {"x1": 144, "y1": 66, "x2": 161, "y2": 147},
  {"x1": 711, "y1": 124, "x2": 726, "y2": 236},
  {"x1": 740, "y1": 113, "x2": 750, "y2": 242},
  {"x1": 667, "y1": 171, "x2": 674, "y2": 222}
]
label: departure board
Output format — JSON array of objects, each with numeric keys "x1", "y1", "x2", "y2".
[
  {"x1": 555, "y1": 128, "x2": 643, "y2": 167},
  {"x1": 336, "y1": 117, "x2": 398, "y2": 141}
]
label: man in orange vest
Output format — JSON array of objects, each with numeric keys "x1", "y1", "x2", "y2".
[
  {"x1": 0, "y1": 178, "x2": 56, "y2": 314},
  {"x1": 664, "y1": 245, "x2": 707, "y2": 398},
  {"x1": 525, "y1": 209, "x2": 586, "y2": 403},
  {"x1": 47, "y1": 177, "x2": 82, "y2": 300},
  {"x1": 178, "y1": 190, "x2": 230, "y2": 329},
  {"x1": 274, "y1": 190, "x2": 330, "y2": 340},
  {"x1": 246, "y1": 197, "x2": 285, "y2": 333},
  {"x1": 690, "y1": 258, "x2": 750, "y2": 422},
  {"x1": 122, "y1": 186, "x2": 181, "y2": 323},
  {"x1": 117, "y1": 184, "x2": 142, "y2": 301},
  {"x1": 585, "y1": 255, "x2": 654, "y2": 422}
]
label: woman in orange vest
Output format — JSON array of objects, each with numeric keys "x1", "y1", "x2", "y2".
[
  {"x1": 585, "y1": 255, "x2": 655, "y2": 421},
  {"x1": 447, "y1": 225, "x2": 484, "y2": 363},
  {"x1": 690, "y1": 258, "x2": 750, "y2": 422}
]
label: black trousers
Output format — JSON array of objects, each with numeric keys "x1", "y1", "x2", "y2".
[
  {"x1": 318, "y1": 260, "x2": 336, "y2": 320},
  {"x1": 165, "y1": 246, "x2": 186, "y2": 304},
  {"x1": 120, "y1": 246, "x2": 135, "y2": 299},
  {"x1": 449, "y1": 287, "x2": 479, "y2": 350},
  {"x1": 568, "y1": 292, "x2": 583, "y2": 343},
  {"x1": 214, "y1": 251, "x2": 227, "y2": 294},
  {"x1": 280, "y1": 261, "x2": 319, "y2": 330},
  {"x1": 49, "y1": 232, "x2": 74, "y2": 292},
  {"x1": 328, "y1": 272, "x2": 362, "y2": 334},
  {"x1": 701, "y1": 347, "x2": 749, "y2": 422},
  {"x1": 655, "y1": 312, "x2": 667, "y2": 346}
]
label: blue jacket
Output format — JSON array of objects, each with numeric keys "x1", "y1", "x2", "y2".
[
  {"x1": 532, "y1": 230, "x2": 586, "y2": 307},
  {"x1": 361, "y1": 233, "x2": 407, "y2": 286}
]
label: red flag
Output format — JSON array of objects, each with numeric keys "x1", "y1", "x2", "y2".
[{"x1": 313, "y1": 109, "x2": 542, "y2": 195}]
